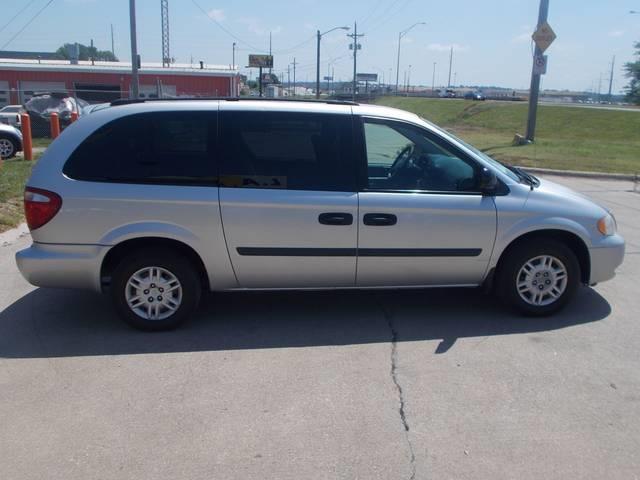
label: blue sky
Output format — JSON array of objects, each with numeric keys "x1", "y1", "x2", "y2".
[{"x1": 2, "y1": 0, "x2": 639, "y2": 92}]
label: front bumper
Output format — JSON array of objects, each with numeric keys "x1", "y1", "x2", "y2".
[
  {"x1": 589, "y1": 234, "x2": 625, "y2": 284},
  {"x1": 16, "y1": 242, "x2": 110, "y2": 292}
]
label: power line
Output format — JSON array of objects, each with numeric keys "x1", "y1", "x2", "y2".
[
  {"x1": 0, "y1": 0, "x2": 39, "y2": 36},
  {"x1": 0, "y1": 0, "x2": 55, "y2": 51},
  {"x1": 190, "y1": 0, "x2": 265, "y2": 53}
]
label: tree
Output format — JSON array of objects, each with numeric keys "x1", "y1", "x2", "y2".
[
  {"x1": 624, "y1": 41, "x2": 640, "y2": 105},
  {"x1": 56, "y1": 43, "x2": 118, "y2": 62}
]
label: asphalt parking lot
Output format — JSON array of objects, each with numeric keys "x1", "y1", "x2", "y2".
[{"x1": 1, "y1": 175, "x2": 639, "y2": 480}]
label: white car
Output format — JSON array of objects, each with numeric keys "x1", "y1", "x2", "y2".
[{"x1": 0, "y1": 105, "x2": 24, "y2": 127}]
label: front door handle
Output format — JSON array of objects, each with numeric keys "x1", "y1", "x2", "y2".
[
  {"x1": 319, "y1": 212, "x2": 353, "y2": 226},
  {"x1": 363, "y1": 213, "x2": 397, "y2": 226}
]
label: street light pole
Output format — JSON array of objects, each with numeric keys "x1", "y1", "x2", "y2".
[
  {"x1": 432, "y1": 62, "x2": 436, "y2": 95},
  {"x1": 395, "y1": 22, "x2": 425, "y2": 95},
  {"x1": 129, "y1": 0, "x2": 139, "y2": 99},
  {"x1": 316, "y1": 26, "x2": 350, "y2": 99}
]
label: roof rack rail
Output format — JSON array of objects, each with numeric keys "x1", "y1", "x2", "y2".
[{"x1": 110, "y1": 97, "x2": 358, "y2": 107}]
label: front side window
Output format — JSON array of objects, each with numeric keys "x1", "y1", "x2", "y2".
[
  {"x1": 219, "y1": 111, "x2": 355, "y2": 191},
  {"x1": 363, "y1": 118, "x2": 480, "y2": 193},
  {"x1": 63, "y1": 111, "x2": 216, "y2": 185}
]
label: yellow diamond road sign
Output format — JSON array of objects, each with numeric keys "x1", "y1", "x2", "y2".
[{"x1": 532, "y1": 21, "x2": 556, "y2": 53}]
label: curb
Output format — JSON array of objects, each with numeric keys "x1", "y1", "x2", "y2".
[
  {"x1": 0, "y1": 223, "x2": 29, "y2": 247},
  {"x1": 519, "y1": 166, "x2": 638, "y2": 182}
]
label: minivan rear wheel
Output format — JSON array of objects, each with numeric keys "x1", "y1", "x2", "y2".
[
  {"x1": 497, "y1": 239, "x2": 580, "y2": 316},
  {"x1": 111, "y1": 249, "x2": 201, "y2": 330}
]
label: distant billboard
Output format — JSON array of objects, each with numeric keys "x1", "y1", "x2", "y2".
[
  {"x1": 248, "y1": 54, "x2": 273, "y2": 68},
  {"x1": 356, "y1": 73, "x2": 378, "y2": 82}
]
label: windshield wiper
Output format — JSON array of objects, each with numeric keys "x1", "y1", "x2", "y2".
[{"x1": 506, "y1": 165, "x2": 539, "y2": 189}]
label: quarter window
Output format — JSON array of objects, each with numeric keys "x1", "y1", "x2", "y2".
[
  {"x1": 63, "y1": 112, "x2": 216, "y2": 185},
  {"x1": 363, "y1": 118, "x2": 479, "y2": 192},
  {"x1": 219, "y1": 112, "x2": 354, "y2": 191}
]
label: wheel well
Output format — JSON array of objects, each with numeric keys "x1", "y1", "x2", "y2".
[
  {"x1": 495, "y1": 229, "x2": 591, "y2": 284},
  {"x1": 101, "y1": 237, "x2": 210, "y2": 291}
]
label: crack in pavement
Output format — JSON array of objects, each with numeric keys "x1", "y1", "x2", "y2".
[{"x1": 381, "y1": 304, "x2": 417, "y2": 480}]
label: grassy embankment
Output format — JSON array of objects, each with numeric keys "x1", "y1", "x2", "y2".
[{"x1": 375, "y1": 97, "x2": 640, "y2": 175}]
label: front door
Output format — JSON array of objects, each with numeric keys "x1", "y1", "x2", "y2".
[
  {"x1": 356, "y1": 117, "x2": 497, "y2": 287},
  {"x1": 218, "y1": 107, "x2": 358, "y2": 288}
]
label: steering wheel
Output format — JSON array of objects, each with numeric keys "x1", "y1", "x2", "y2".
[{"x1": 389, "y1": 144, "x2": 415, "y2": 178}]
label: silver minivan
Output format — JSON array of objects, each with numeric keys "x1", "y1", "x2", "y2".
[{"x1": 16, "y1": 99, "x2": 625, "y2": 330}]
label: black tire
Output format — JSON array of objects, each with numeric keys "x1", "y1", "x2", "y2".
[
  {"x1": 0, "y1": 135, "x2": 17, "y2": 159},
  {"x1": 497, "y1": 239, "x2": 580, "y2": 316},
  {"x1": 110, "y1": 248, "x2": 202, "y2": 331}
]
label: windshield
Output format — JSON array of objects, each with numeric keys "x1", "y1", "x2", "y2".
[{"x1": 420, "y1": 117, "x2": 520, "y2": 182}]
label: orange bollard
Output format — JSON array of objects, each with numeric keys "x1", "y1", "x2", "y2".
[
  {"x1": 50, "y1": 112, "x2": 61, "y2": 139},
  {"x1": 20, "y1": 113, "x2": 33, "y2": 161},
  {"x1": 70, "y1": 111, "x2": 79, "y2": 123}
]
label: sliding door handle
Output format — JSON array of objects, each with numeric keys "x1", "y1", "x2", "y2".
[
  {"x1": 363, "y1": 213, "x2": 397, "y2": 226},
  {"x1": 319, "y1": 212, "x2": 353, "y2": 226}
]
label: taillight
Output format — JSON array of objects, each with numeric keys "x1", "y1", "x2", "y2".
[{"x1": 24, "y1": 187, "x2": 62, "y2": 230}]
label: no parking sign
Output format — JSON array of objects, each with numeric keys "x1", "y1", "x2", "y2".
[{"x1": 533, "y1": 55, "x2": 548, "y2": 75}]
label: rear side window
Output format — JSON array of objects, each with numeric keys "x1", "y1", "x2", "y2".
[
  {"x1": 63, "y1": 111, "x2": 217, "y2": 185},
  {"x1": 219, "y1": 111, "x2": 355, "y2": 191}
]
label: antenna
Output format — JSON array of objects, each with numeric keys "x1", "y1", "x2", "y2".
[{"x1": 161, "y1": 0, "x2": 170, "y2": 67}]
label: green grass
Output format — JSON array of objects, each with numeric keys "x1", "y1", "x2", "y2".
[
  {"x1": 32, "y1": 137, "x2": 53, "y2": 149},
  {"x1": 374, "y1": 97, "x2": 640, "y2": 174},
  {"x1": 0, "y1": 158, "x2": 36, "y2": 232}
]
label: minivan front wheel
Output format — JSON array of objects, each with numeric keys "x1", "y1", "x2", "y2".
[
  {"x1": 111, "y1": 249, "x2": 201, "y2": 330},
  {"x1": 498, "y1": 239, "x2": 580, "y2": 316}
]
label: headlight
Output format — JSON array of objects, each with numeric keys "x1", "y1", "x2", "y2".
[{"x1": 597, "y1": 213, "x2": 616, "y2": 236}]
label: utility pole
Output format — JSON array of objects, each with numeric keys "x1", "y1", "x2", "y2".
[
  {"x1": 607, "y1": 55, "x2": 615, "y2": 102},
  {"x1": 129, "y1": 0, "x2": 139, "y2": 99},
  {"x1": 447, "y1": 46, "x2": 453, "y2": 88},
  {"x1": 269, "y1": 31, "x2": 272, "y2": 74},
  {"x1": 347, "y1": 22, "x2": 364, "y2": 101},
  {"x1": 292, "y1": 57, "x2": 298, "y2": 96},
  {"x1": 287, "y1": 64, "x2": 291, "y2": 95},
  {"x1": 110, "y1": 24, "x2": 115, "y2": 57},
  {"x1": 232, "y1": 42, "x2": 236, "y2": 70},
  {"x1": 525, "y1": 0, "x2": 550, "y2": 142},
  {"x1": 407, "y1": 64, "x2": 412, "y2": 94}
]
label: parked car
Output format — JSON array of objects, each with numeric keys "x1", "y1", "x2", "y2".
[
  {"x1": 0, "y1": 105, "x2": 25, "y2": 127},
  {"x1": 464, "y1": 91, "x2": 486, "y2": 101},
  {"x1": 438, "y1": 89, "x2": 457, "y2": 98},
  {"x1": 0, "y1": 123, "x2": 23, "y2": 159},
  {"x1": 16, "y1": 99, "x2": 625, "y2": 330}
]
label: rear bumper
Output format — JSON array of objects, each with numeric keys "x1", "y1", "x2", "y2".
[
  {"x1": 589, "y1": 234, "x2": 625, "y2": 284},
  {"x1": 15, "y1": 242, "x2": 109, "y2": 292}
]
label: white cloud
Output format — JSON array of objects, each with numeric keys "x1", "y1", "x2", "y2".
[
  {"x1": 427, "y1": 43, "x2": 469, "y2": 52},
  {"x1": 608, "y1": 30, "x2": 624, "y2": 37},
  {"x1": 238, "y1": 17, "x2": 282, "y2": 36},
  {"x1": 207, "y1": 9, "x2": 225, "y2": 22},
  {"x1": 512, "y1": 32, "x2": 531, "y2": 43}
]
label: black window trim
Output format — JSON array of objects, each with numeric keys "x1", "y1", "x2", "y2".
[{"x1": 355, "y1": 115, "x2": 509, "y2": 196}]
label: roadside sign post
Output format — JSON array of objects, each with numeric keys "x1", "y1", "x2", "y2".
[
  {"x1": 525, "y1": 0, "x2": 554, "y2": 142},
  {"x1": 248, "y1": 55, "x2": 274, "y2": 98}
]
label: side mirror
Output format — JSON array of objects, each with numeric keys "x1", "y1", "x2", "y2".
[{"x1": 478, "y1": 167, "x2": 498, "y2": 195}]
